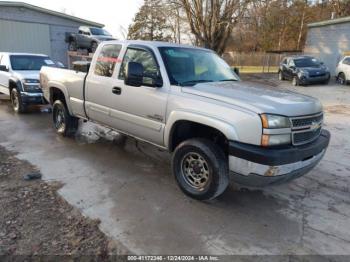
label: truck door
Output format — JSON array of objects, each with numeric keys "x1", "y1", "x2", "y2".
[
  {"x1": 78, "y1": 27, "x2": 90, "y2": 49},
  {"x1": 85, "y1": 44, "x2": 168, "y2": 146},
  {"x1": 0, "y1": 55, "x2": 11, "y2": 95}
]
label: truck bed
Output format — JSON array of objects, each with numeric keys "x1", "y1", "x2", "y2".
[{"x1": 40, "y1": 66, "x2": 87, "y2": 117}]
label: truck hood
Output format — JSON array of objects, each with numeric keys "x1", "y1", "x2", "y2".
[
  {"x1": 181, "y1": 81, "x2": 322, "y2": 116},
  {"x1": 12, "y1": 71, "x2": 40, "y2": 81}
]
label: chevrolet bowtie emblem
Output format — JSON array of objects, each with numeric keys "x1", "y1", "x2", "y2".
[{"x1": 310, "y1": 121, "x2": 320, "y2": 130}]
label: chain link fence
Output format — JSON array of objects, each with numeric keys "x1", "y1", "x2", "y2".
[{"x1": 223, "y1": 52, "x2": 301, "y2": 73}]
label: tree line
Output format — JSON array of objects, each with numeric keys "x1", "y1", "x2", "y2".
[{"x1": 127, "y1": 0, "x2": 350, "y2": 55}]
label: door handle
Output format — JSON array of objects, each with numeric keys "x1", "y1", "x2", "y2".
[{"x1": 112, "y1": 86, "x2": 122, "y2": 95}]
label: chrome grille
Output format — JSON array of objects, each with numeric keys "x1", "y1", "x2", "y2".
[{"x1": 290, "y1": 113, "x2": 323, "y2": 146}]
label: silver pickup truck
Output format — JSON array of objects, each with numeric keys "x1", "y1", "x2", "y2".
[{"x1": 40, "y1": 40, "x2": 330, "y2": 200}]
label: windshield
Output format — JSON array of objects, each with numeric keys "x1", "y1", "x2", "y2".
[
  {"x1": 90, "y1": 28, "x2": 111, "y2": 36},
  {"x1": 10, "y1": 55, "x2": 54, "y2": 71},
  {"x1": 294, "y1": 58, "x2": 321, "y2": 68},
  {"x1": 159, "y1": 47, "x2": 238, "y2": 86}
]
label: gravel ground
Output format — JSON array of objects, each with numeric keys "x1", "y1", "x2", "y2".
[{"x1": 0, "y1": 145, "x2": 126, "y2": 259}]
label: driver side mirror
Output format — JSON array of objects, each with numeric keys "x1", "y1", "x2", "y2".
[
  {"x1": 233, "y1": 67, "x2": 240, "y2": 76},
  {"x1": 125, "y1": 62, "x2": 144, "y2": 87},
  {"x1": 0, "y1": 65, "x2": 9, "y2": 72}
]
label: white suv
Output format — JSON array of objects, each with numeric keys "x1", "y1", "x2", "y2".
[{"x1": 335, "y1": 56, "x2": 350, "y2": 85}]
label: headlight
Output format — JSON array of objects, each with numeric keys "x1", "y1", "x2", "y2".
[
  {"x1": 22, "y1": 79, "x2": 41, "y2": 92},
  {"x1": 298, "y1": 69, "x2": 309, "y2": 77},
  {"x1": 260, "y1": 114, "x2": 291, "y2": 129},
  {"x1": 261, "y1": 114, "x2": 292, "y2": 147}
]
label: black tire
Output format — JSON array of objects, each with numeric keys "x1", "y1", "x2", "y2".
[
  {"x1": 292, "y1": 76, "x2": 299, "y2": 86},
  {"x1": 323, "y1": 77, "x2": 330, "y2": 85},
  {"x1": 172, "y1": 138, "x2": 229, "y2": 201},
  {"x1": 90, "y1": 42, "x2": 98, "y2": 53},
  {"x1": 10, "y1": 88, "x2": 26, "y2": 113},
  {"x1": 278, "y1": 71, "x2": 285, "y2": 81},
  {"x1": 68, "y1": 41, "x2": 77, "y2": 51},
  {"x1": 337, "y1": 73, "x2": 347, "y2": 85},
  {"x1": 52, "y1": 100, "x2": 79, "y2": 137}
]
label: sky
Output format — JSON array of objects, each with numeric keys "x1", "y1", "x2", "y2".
[{"x1": 10, "y1": 0, "x2": 144, "y2": 39}]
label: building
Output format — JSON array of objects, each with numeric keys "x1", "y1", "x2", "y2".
[
  {"x1": 304, "y1": 16, "x2": 350, "y2": 75},
  {"x1": 0, "y1": 1, "x2": 104, "y2": 65}
]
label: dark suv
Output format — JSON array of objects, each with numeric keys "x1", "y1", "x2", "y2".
[{"x1": 278, "y1": 56, "x2": 330, "y2": 86}]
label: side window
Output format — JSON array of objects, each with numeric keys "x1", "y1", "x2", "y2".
[
  {"x1": 343, "y1": 57, "x2": 350, "y2": 65},
  {"x1": 94, "y1": 44, "x2": 122, "y2": 77},
  {"x1": 119, "y1": 48, "x2": 161, "y2": 85}
]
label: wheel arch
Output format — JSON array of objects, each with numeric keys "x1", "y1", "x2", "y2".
[
  {"x1": 48, "y1": 84, "x2": 73, "y2": 115},
  {"x1": 165, "y1": 111, "x2": 238, "y2": 153}
]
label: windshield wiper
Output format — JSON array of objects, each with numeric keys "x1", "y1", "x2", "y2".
[
  {"x1": 218, "y1": 79, "x2": 238, "y2": 82},
  {"x1": 180, "y1": 80, "x2": 213, "y2": 86}
]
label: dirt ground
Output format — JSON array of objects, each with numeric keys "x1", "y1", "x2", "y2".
[{"x1": 0, "y1": 145, "x2": 125, "y2": 259}]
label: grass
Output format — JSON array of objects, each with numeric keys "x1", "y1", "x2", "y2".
[{"x1": 233, "y1": 66, "x2": 279, "y2": 74}]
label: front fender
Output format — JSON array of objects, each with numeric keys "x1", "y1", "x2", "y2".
[{"x1": 164, "y1": 110, "x2": 239, "y2": 149}]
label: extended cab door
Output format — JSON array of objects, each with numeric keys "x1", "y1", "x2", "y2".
[
  {"x1": 0, "y1": 55, "x2": 11, "y2": 95},
  {"x1": 85, "y1": 44, "x2": 168, "y2": 146}
]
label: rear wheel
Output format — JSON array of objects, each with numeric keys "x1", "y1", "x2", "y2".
[
  {"x1": 10, "y1": 89, "x2": 26, "y2": 113},
  {"x1": 52, "y1": 100, "x2": 78, "y2": 137},
  {"x1": 172, "y1": 138, "x2": 229, "y2": 201},
  {"x1": 338, "y1": 73, "x2": 347, "y2": 85}
]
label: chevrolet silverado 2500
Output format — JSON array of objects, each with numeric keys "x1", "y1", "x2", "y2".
[
  {"x1": 0, "y1": 53, "x2": 62, "y2": 113},
  {"x1": 40, "y1": 41, "x2": 330, "y2": 200}
]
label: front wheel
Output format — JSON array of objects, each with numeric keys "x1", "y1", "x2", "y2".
[
  {"x1": 11, "y1": 89, "x2": 26, "y2": 113},
  {"x1": 292, "y1": 76, "x2": 299, "y2": 86},
  {"x1": 90, "y1": 42, "x2": 98, "y2": 53},
  {"x1": 52, "y1": 100, "x2": 79, "y2": 137},
  {"x1": 172, "y1": 139, "x2": 229, "y2": 201},
  {"x1": 278, "y1": 71, "x2": 285, "y2": 81}
]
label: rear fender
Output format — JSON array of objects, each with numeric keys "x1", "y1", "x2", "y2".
[{"x1": 48, "y1": 81, "x2": 73, "y2": 115}]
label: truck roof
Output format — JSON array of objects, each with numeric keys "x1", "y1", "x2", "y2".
[
  {"x1": 0, "y1": 52, "x2": 49, "y2": 57},
  {"x1": 106, "y1": 40, "x2": 211, "y2": 52}
]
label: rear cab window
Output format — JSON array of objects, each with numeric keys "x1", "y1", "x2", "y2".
[{"x1": 94, "y1": 44, "x2": 122, "y2": 77}]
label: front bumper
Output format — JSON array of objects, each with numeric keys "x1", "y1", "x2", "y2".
[
  {"x1": 228, "y1": 130, "x2": 330, "y2": 187},
  {"x1": 20, "y1": 92, "x2": 47, "y2": 105},
  {"x1": 300, "y1": 74, "x2": 330, "y2": 84}
]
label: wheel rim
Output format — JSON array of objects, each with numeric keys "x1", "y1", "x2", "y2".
[
  {"x1": 181, "y1": 152, "x2": 211, "y2": 191},
  {"x1": 11, "y1": 91, "x2": 19, "y2": 111},
  {"x1": 92, "y1": 43, "x2": 97, "y2": 52},
  {"x1": 339, "y1": 74, "x2": 345, "y2": 85},
  {"x1": 279, "y1": 72, "x2": 282, "y2": 80},
  {"x1": 292, "y1": 77, "x2": 297, "y2": 86},
  {"x1": 54, "y1": 107, "x2": 66, "y2": 131}
]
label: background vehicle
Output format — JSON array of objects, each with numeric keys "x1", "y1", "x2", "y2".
[
  {"x1": 335, "y1": 56, "x2": 350, "y2": 85},
  {"x1": 40, "y1": 41, "x2": 330, "y2": 200},
  {"x1": 0, "y1": 52, "x2": 62, "y2": 113},
  {"x1": 278, "y1": 56, "x2": 330, "y2": 86},
  {"x1": 65, "y1": 26, "x2": 116, "y2": 53}
]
